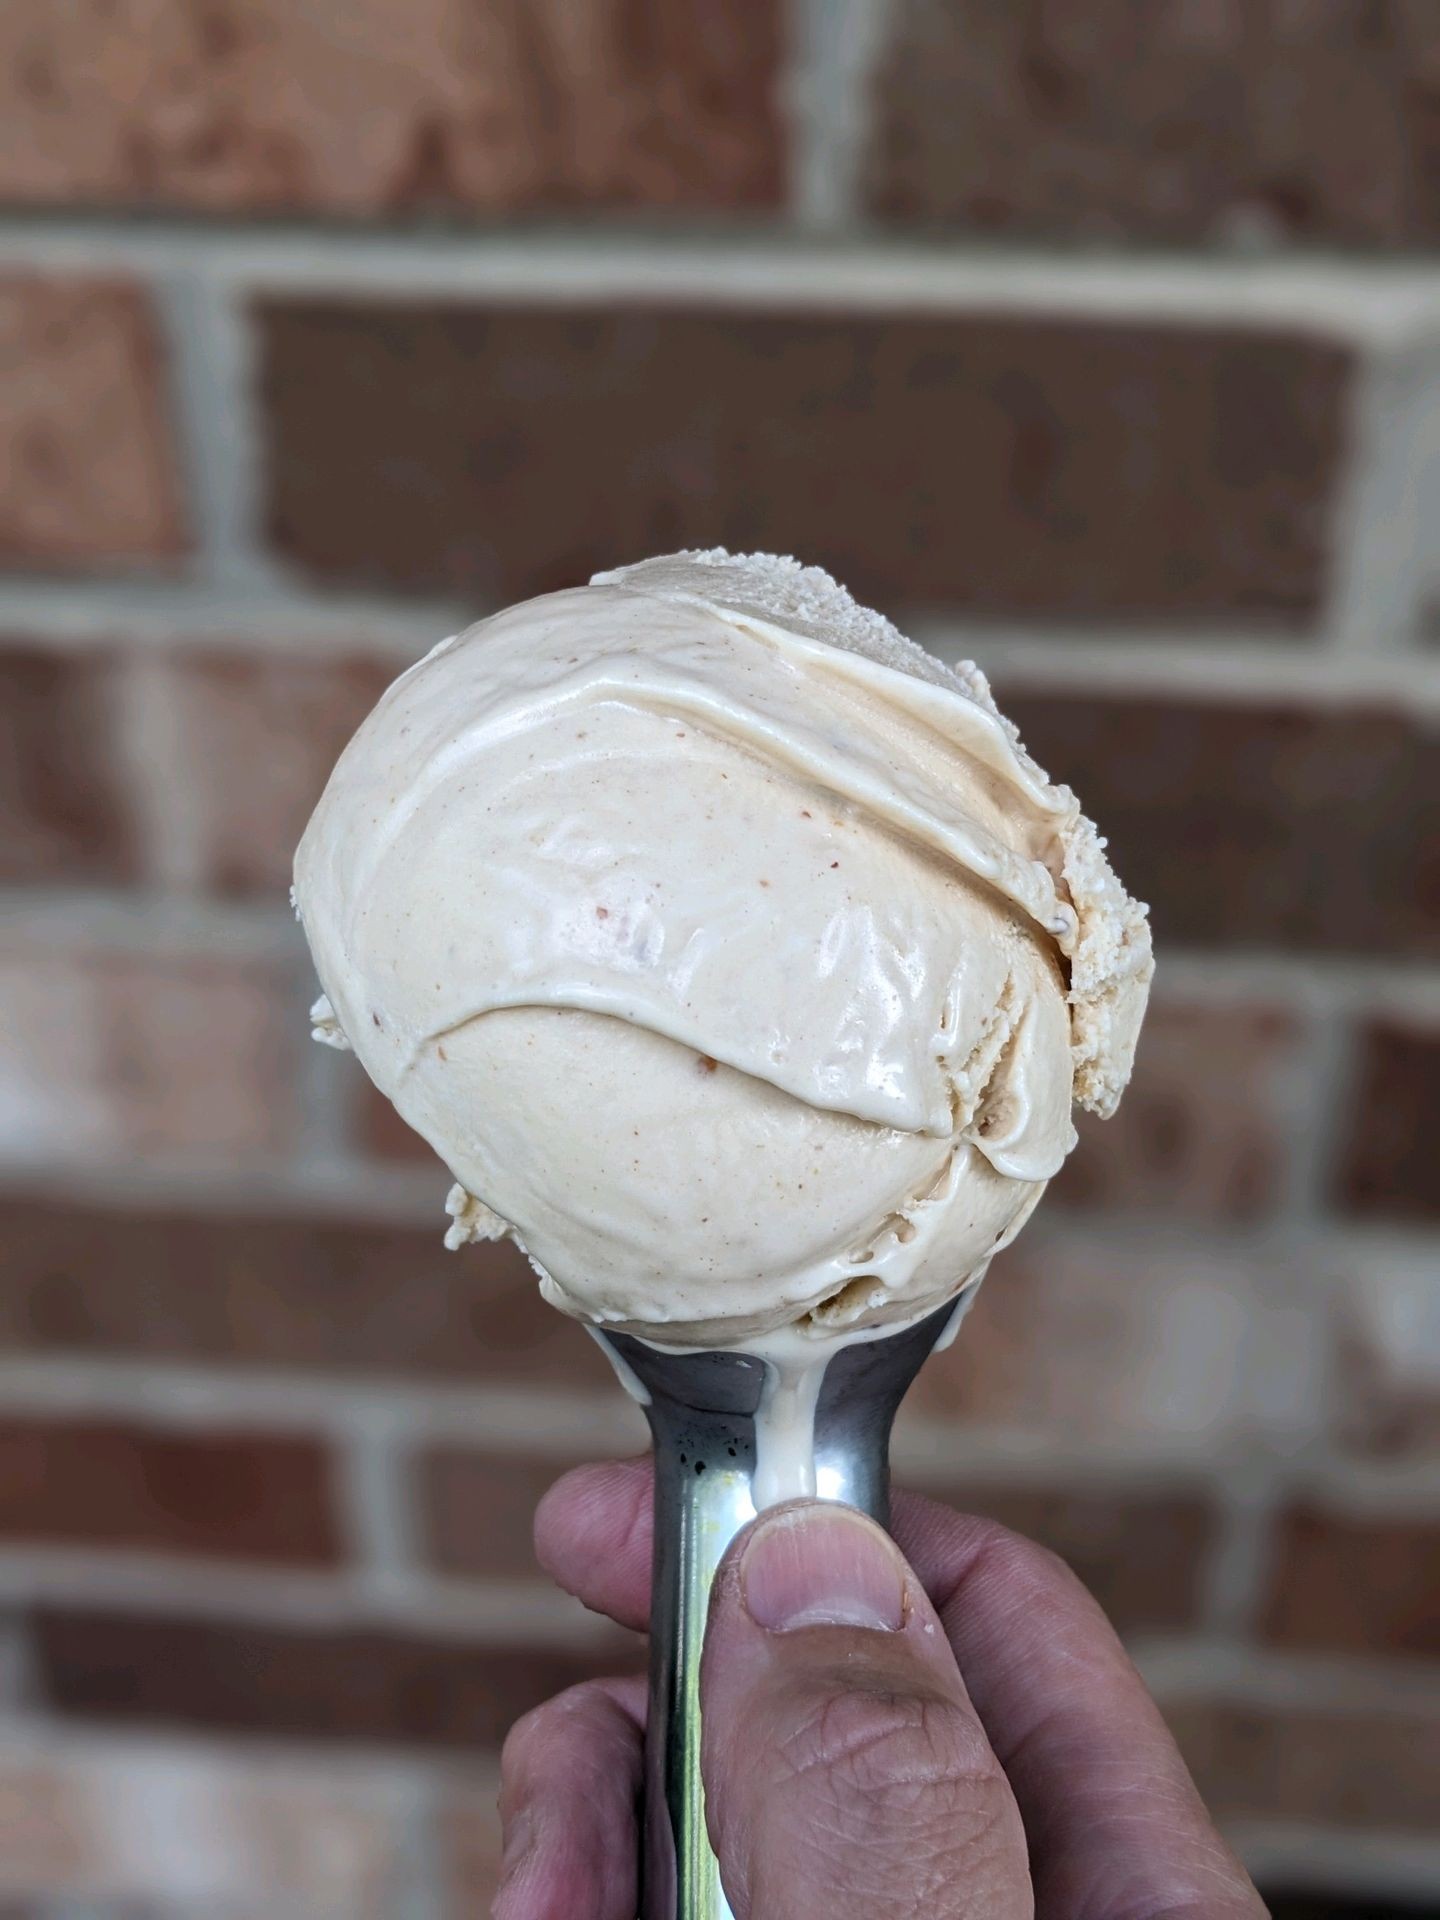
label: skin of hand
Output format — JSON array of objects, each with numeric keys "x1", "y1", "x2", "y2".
[{"x1": 494, "y1": 1458, "x2": 1267, "y2": 1920}]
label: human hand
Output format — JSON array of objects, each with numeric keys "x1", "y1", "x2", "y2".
[{"x1": 494, "y1": 1459, "x2": 1265, "y2": 1920}]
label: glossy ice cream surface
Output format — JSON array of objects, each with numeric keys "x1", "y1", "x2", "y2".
[{"x1": 294, "y1": 551, "x2": 1152, "y2": 1348}]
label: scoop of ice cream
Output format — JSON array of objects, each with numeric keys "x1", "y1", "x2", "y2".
[{"x1": 294, "y1": 550, "x2": 1151, "y2": 1347}]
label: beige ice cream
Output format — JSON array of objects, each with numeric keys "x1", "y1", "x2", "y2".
[{"x1": 294, "y1": 550, "x2": 1151, "y2": 1349}]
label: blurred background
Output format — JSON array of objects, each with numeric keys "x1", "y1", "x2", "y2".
[{"x1": 0, "y1": 4, "x2": 1437, "y2": 1916}]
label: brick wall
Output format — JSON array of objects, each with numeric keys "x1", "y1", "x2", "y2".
[{"x1": 1, "y1": 7, "x2": 1438, "y2": 1916}]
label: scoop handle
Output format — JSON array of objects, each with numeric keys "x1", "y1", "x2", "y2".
[{"x1": 598, "y1": 1305, "x2": 955, "y2": 1920}]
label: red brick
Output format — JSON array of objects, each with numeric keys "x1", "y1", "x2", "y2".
[
  {"x1": 0, "y1": 946, "x2": 300, "y2": 1164},
  {"x1": 902, "y1": 1225, "x2": 1280, "y2": 1449},
  {"x1": 0, "y1": 1, "x2": 781, "y2": 217},
  {"x1": 358, "y1": 1080, "x2": 438, "y2": 1165},
  {"x1": 868, "y1": 0, "x2": 1440, "y2": 248},
  {"x1": 1259, "y1": 1505, "x2": 1440, "y2": 1658},
  {"x1": 421, "y1": 1445, "x2": 1214, "y2": 1634},
  {"x1": 1053, "y1": 1000, "x2": 1300, "y2": 1221},
  {"x1": 0, "y1": 277, "x2": 185, "y2": 569},
  {"x1": 922, "y1": 1480, "x2": 1216, "y2": 1636},
  {"x1": 260, "y1": 301, "x2": 1348, "y2": 624},
  {"x1": 419, "y1": 1448, "x2": 629, "y2": 1581},
  {"x1": 0, "y1": 645, "x2": 136, "y2": 884},
  {"x1": 1001, "y1": 694, "x2": 1440, "y2": 958},
  {"x1": 32, "y1": 1610, "x2": 634, "y2": 1749},
  {"x1": 0, "y1": 1417, "x2": 339, "y2": 1566},
  {"x1": 154, "y1": 649, "x2": 392, "y2": 894},
  {"x1": 0, "y1": 1197, "x2": 614, "y2": 1391},
  {"x1": 1334, "y1": 1022, "x2": 1440, "y2": 1223},
  {"x1": 1169, "y1": 1696, "x2": 1440, "y2": 1833}
]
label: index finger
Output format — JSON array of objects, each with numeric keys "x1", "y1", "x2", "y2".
[{"x1": 536, "y1": 1459, "x2": 1263, "y2": 1920}]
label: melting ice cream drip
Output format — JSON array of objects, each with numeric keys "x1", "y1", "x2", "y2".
[
  {"x1": 586, "y1": 1323, "x2": 653, "y2": 1408},
  {"x1": 751, "y1": 1338, "x2": 827, "y2": 1509},
  {"x1": 619, "y1": 1276, "x2": 990, "y2": 1515}
]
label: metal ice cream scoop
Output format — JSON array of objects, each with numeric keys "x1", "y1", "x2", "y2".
[{"x1": 595, "y1": 1292, "x2": 968, "y2": 1920}]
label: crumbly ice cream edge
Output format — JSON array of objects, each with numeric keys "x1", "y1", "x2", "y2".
[{"x1": 595, "y1": 547, "x2": 1154, "y2": 1116}]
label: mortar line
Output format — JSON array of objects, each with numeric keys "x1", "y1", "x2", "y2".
[
  {"x1": 0, "y1": 576, "x2": 467, "y2": 644},
  {"x1": 0, "y1": 1546, "x2": 620, "y2": 1647},
  {"x1": 1134, "y1": 1636, "x2": 1440, "y2": 1710},
  {"x1": 1224, "y1": 1825, "x2": 1440, "y2": 1905},
  {"x1": 789, "y1": 0, "x2": 891, "y2": 233},
  {"x1": 147, "y1": 265, "x2": 278, "y2": 591},
  {"x1": 119, "y1": 635, "x2": 240, "y2": 895},
  {"x1": 1197, "y1": 1468, "x2": 1289, "y2": 1642},
  {"x1": 333, "y1": 1404, "x2": 423, "y2": 1591},
  {"x1": 0, "y1": 1704, "x2": 501, "y2": 1789},
  {"x1": 1, "y1": 1345, "x2": 1437, "y2": 1502},
  {"x1": 1324, "y1": 330, "x2": 1440, "y2": 653},
  {"x1": 0, "y1": 886, "x2": 302, "y2": 950},
  {"x1": 5, "y1": 577, "x2": 1439, "y2": 708},
  {"x1": 11, "y1": 220, "x2": 1440, "y2": 337},
  {"x1": 390, "y1": 1769, "x2": 451, "y2": 1920},
  {"x1": 1281, "y1": 996, "x2": 1366, "y2": 1224},
  {"x1": 293, "y1": 994, "x2": 363, "y2": 1169}
]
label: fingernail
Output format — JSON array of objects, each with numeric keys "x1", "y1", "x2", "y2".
[{"x1": 741, "y1": 1503, "x2": 907, "y2": 1632}]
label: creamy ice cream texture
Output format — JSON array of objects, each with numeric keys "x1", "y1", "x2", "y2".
[{"x1": 295, "y1": 550, "x2": 1152, "y2": 1350}]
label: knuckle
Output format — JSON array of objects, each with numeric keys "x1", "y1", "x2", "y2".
[
  {"x1": 500, "y1": 1677, "x2": 607, "y2": 1779},
  {"x1": 499, "y1": 1698, "x2": 552, "y2": 1783}
]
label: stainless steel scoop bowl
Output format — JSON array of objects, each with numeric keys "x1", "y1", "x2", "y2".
[{"x1": 595, "y1": 1292, "x2": 968, "y2": 1920}]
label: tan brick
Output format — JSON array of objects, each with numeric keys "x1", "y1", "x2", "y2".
[
  {"x1": 1002, "y1": 694, "x2": 1440, "y2": 958},
  {"x1": 869, "y1": 0, "x2": 1440, "y2": 247},
  {"x1": 0, "y1": 1417, "x2": 341, "y2": 1566},
  {"x1": 153, "y1": 649, "x2": 392, "y2": 894},
  {"x1": 902, "y1": 1225, "x2": 1313, "y2": 1451},
  {"x1": 32, "y1": 1610, "x2": 636, "y2": 1749},
  {"x1": 0, "y1": 0, "x2": 781, "y2": 216},
  {"x1": 260, "y1": 300, "x2": 1349, "y2": 624},
  {"x1": 1053, "y1": 1000, "x2": 1301, "y2": 1221},
  {"x1": 0, "y1": 277, "x2": 185, "y2": 569},
  {"x1": 0, "y1": 945, "x2": 299, "y2": 1165},
  {"x1": 1260, "y1": 1505, "x2": 1440, "y2": 1658},
  {"x1": 0, "y1": 645, "x2": 136, "y2": 885},
  {"x1": 1335, "y1": 1021, "x2": 1440, "y2": 1223},
  {"x1": 0, "y1": 1740, "x2": 414, "y2": 1911},
  {"x1": 0, "y1": 1760, "x2": 89, "y2": 1892},
  {"x1": 1169, "y1": 1696, "x2": 1440, "y2": 1833},
  {"x1": 0, "y1": 1197, "x2": 614, "y2": 1391}
]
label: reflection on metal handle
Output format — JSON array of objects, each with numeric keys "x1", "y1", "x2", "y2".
[{"x1": 598, "y1": 1303, "x2": 954, "y2": 1920}]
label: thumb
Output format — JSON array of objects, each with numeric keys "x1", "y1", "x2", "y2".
[{"x1": 700, "y1": 1501, "x2": 1032, "y2": 1920}]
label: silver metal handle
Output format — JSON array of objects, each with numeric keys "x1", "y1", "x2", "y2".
[{"x1": 599, "y1": 1303, "x2": 954, "y2": 1920}]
